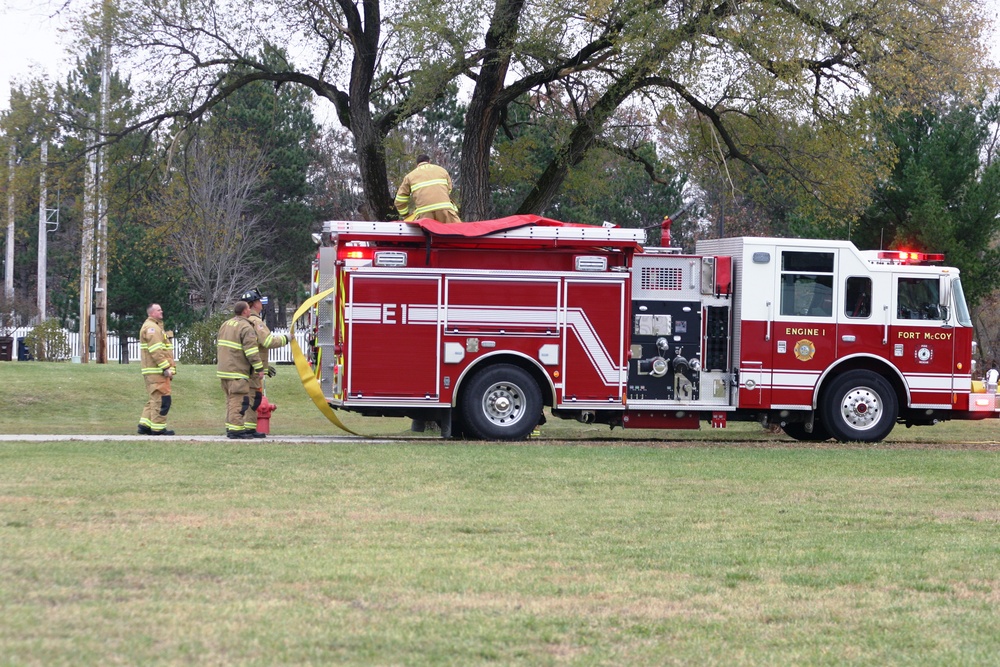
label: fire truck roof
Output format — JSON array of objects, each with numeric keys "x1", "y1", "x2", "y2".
[{"x1": 322, "y1": 215, "x2": 646, "y2": 250}]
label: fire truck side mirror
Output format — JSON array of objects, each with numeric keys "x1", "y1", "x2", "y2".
[{"x1": 940, "y1": 277, "x2": 952, "y2": 317}]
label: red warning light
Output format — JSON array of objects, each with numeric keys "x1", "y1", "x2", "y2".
[
  {"x1": 877, "y1": 250, "x2": 944, "y2": 264},
  {"x1": 338, "y1": 245, "x2": 373, "y2": 262}
]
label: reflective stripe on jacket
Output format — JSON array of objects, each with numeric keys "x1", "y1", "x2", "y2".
[
  {"x1": 247, "y1": 313, "x2": 288, "y2": 369},
  {"x1": 394, "y1": 163, "x2": 458, "y2": 219},
  {"x1": 216, "y1": 316, "x2": 263, "y2": 380},
  {"x1": 140, "y1": 317, "x2": 175, "y2": 375}
]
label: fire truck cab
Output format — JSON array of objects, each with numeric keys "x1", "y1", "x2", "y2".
[{"x1": 306, "y1": 216, "x2": 994, "y2": 442}]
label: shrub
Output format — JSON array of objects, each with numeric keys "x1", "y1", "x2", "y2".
[
  {"x1": 178, "y1": 312, "x2": 229, "y2": 365},
  {"x1": 24, "y1": 319, "x2": 71, "y2": 361}
]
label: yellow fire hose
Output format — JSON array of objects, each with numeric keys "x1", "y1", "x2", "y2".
[{"x1": 290, "y1": 286, "x2": 360, "y2": 436}]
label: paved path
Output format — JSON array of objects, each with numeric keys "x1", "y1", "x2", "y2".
[{"x1": 0, "y1": 434, "x2": 395, "y2": 443}]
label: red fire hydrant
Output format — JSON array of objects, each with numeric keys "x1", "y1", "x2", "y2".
[{"x1": 256, "y1": 395, "x2": 277, "y2": 434}]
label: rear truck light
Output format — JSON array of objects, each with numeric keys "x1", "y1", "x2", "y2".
[{"x1": 337, "y1": 243, "x2": 373, "y2": 266}]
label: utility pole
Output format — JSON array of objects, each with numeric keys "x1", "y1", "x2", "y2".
[
  {"x1": 4, "y1": 144, "x2": 13, "y2": 301},
  {"x1": 79, "y1": 128, "x2": 96, "y2": 363},
  {"x1": 37, "y1": 140, "x2": 47, "y2": 320},
  {"x1": 94, "y1": 0, "x2": 113, "y2": 363}
]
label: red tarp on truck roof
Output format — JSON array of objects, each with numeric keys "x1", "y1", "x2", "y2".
[{"x1": 407, "y1": 214, "x2": 586, "y2": 238}]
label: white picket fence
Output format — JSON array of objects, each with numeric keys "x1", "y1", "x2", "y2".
[{"x1": 4, "y1": 326, "x2": 305, "y2": 363}]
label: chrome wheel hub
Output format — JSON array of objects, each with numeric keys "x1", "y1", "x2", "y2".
[
  {"x1": 840, "y1": 387, "x2": 883, "y2": 431},
  {"x1": 483, "y1": 382, "x2": 525, "y2": 426}
]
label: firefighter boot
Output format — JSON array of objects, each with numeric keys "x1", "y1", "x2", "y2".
[{"x1": 137, "y1": 424, "x2": 153, "y2": 435}]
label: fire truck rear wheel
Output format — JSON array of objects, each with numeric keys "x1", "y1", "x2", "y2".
[
  {"x1": 460, "y1": 364, "x2": 542, "y2": 440},
  {"x1": 821, "y1": 370, "x2": 898, "y2": 443}
]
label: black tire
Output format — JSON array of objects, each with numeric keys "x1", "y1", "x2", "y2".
[
  {"x1": 781, "y1": 421, "x2": 832, "y2": 442},
  {"x1": 460, "y1": 364, "x2": 542, "y2": 440},
  {"x1": 820, "y1": 370, "x2": 898, "y2": 442}
]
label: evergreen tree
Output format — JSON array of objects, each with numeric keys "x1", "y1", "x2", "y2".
[
  {"x1": 107, "y1": 223, "x2": 191, "y2": 358},
  {"x1": 853, "y1": 100, "x2": 1000, "y2": 309}
]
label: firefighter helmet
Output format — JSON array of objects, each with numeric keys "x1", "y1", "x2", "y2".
[{"x1": 241, "y1": 288, "x2": 263, "y2": 303}]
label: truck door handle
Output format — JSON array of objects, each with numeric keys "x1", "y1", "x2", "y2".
[
  {"x1": 842, "y1": 335, "x2": 856, "y2": 343},
  {"x1": 765, "y1": 301, "x2": 772, "y2": 342},
  {"x1": 882, "y1": 304, "x2": 889, "y2": 345}
]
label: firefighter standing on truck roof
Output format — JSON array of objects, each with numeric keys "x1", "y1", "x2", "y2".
[
  {"x1": 217, "y1": 300, "x2": 265, "y2": 439},
  {"x1": 138, "y1": 303, "x2": 177, "y2": 436},
  {"x1": 241, "y1": 288, "x2": 289, "y2": 436},
  {"x1": 394, "y1": 154, "x2": 461, "y2": 223}
]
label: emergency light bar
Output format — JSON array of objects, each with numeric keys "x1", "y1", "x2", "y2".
[{"x1": 877, "y1": 250, "x2": 945, "y2": 264}]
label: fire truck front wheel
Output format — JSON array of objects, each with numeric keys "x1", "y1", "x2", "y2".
[
  {"x1": 460, "y1": 364, "x2": 542, "y2": 441},
  {"x1": 821, "y1": 370, "x2": 898, "y2": 443}
]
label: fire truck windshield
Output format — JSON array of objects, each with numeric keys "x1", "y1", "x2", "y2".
[{"x1": 952, "y1": 277, "x2": 972, "y2": 326}]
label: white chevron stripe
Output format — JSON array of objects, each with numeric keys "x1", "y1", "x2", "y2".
[{"x1": 565, "y1": 308, "x2": 621, "y2": 385}]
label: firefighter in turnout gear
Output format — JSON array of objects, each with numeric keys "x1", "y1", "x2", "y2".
[
  {"x1": 241, "y1": 288, "x2": 289, "y2": 436},
  {"x1": 217, "y1": 301, "x2": 265, "y2": 439},
  {"x1": 394, "y1": 154, "x2": 461, "y2": 224},
  {"x1": 138, "y1": 303, "x2": 177, "y2": 435}
]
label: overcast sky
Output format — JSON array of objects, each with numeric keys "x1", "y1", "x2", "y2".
[
  {"x1": 1, "y1": 0, "x2": 73, "y2": 110},
  {"x1": 2, "y1": 0, "x2": 999, "y2": 113}
]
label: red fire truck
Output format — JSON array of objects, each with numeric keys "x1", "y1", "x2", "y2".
[{"x1": 301, "y1": 215, "x2": 996, "y2": 442}]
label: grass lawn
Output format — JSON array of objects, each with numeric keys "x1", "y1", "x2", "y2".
[
  {"x1": 2, "y1": 361, "x2": 1000, "y2": 443},
  {"x1": 1, "y1": 361, "x2": 999, "y2": 665}
]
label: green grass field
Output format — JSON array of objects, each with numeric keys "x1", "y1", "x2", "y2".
[
  {"x1": 2, "y1": 361, "x2": 999, "y2": 665},
  {"x1": 2, "y1": 361, "x2": 1000, "y2": 443}
]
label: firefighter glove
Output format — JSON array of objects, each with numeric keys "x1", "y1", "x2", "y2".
[
  {"x1": 267, "y1": 366, "x2": 277, "y2": 378},
  {"x1": 163, "y1": 368, "x2": 175, "y2": 378}
]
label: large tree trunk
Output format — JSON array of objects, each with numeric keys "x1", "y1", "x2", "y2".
[
  {"x1": 354, "y1": 117, "x2": 395, "y2": 219},
  {"x1": 341, "y1": 0, "x2": 397, "y2": 220},
  {"x1": 460, "y1": 0, "x2": 527, "y2": 222}
]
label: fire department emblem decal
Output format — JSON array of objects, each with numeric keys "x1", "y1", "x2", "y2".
[
  {"x1": 916, "y1": 345, "x2": 933, "y2": 364},
  {"x1": 794, "y1": 339, "x2": 816, "y2": 362}
]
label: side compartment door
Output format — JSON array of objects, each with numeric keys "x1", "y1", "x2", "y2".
[
  {"x1": 563, "y1": 277, "x2": 628, "y2": 404},
  {"x1": 345, "y1": 274, "x2": 441, "y2": 399}
]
